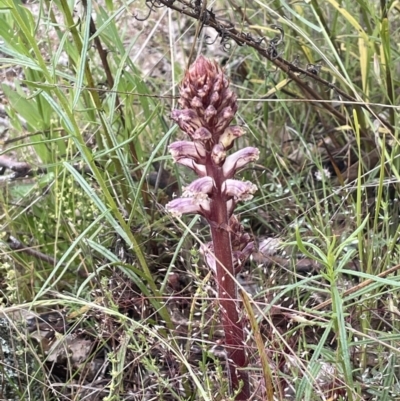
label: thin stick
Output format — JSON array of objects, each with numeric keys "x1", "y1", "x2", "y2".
[
  {"x1": 7, "y1": 235, "x2": 60, "y2": 267},
  {"x1": 313, "y1": 263, "x2": 400, "y2": 311}
]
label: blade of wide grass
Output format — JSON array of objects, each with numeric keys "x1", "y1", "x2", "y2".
[{"x1": 72, "y1": 0, "x2": 91, "y2": 109}]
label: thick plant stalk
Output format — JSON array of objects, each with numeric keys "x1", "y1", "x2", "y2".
[
  {"x1": 166, "y1": 56, "x2": 259, "y2": 399},
  {"x1": 210, "y1": 220, "x2": 249, "y2": 395}
]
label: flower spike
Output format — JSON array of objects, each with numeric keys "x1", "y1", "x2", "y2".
[{"x1": 166, "y1": 56, "x2": 259, "y2": 399}]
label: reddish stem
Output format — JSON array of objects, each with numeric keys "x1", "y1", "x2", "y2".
[{"x1": 209, "y1": 166, "x2": 249, "y2": 400}]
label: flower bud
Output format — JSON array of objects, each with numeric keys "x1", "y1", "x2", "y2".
[
  {"x1": 174, "y1": 56, "x2": 238, "y2": 140},
  {"x1": 211, "y1": 143, "x2": 226, "y2": 166},
  {"x1": 219, "y1": 126, "x2": 245, "y2": 150},
  {"x1": 171, "y1": 109, "x2": 202, "y2": 136},
  {"x1": 192, "y1": 127, "x2": 212, "y2": 141},
  {"x1": 204, "y1": 105, "x2": 218, "y2": 123},
  {"x1": 215, "y1": 107, "x2": 236, "y2": 135},
  {"x1": 210, "y1": 92, "x2": 220, "y2": 106},
  {"x1": 191, "y1": 96, "x2": 203, "y2": 109}
]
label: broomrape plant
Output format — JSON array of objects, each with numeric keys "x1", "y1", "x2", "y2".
[{"x1": 166, "y1": 56, "x2": 259, "y2": 399}]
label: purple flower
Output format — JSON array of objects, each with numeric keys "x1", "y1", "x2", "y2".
[
  {"x1": 169, "y1": 141, "x2": 206, "y2": 162},
  {"x1": 166, "y1": 197, "x2": 210, "y2": 218},
  {"x1": 222, "y1": 179, "x2": 258, "y2": 201},
  {"x1": 183, "y1": 177, "x2": 214, "y2": 198},
  {"x1": 223, "y1": 147, "x2": 260, "y2": 178}
]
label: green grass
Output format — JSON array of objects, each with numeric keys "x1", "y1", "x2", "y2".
[{"x1": 1, "y1": 0, "x2": 400, "y2": 400}]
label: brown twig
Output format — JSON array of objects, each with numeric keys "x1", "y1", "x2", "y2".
[
  {"x1": 0, "y1": 155, "x2": 47, "y2": 178},
  {"x1": 7, "y1": 235, "x2": 60, "y2": 267},
  {"x1": 0, "y1": 155, "x2": 31, "y2": 176},
  {"x1": 313, "y1": 263, "x2": 400, "y2": 311}
]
